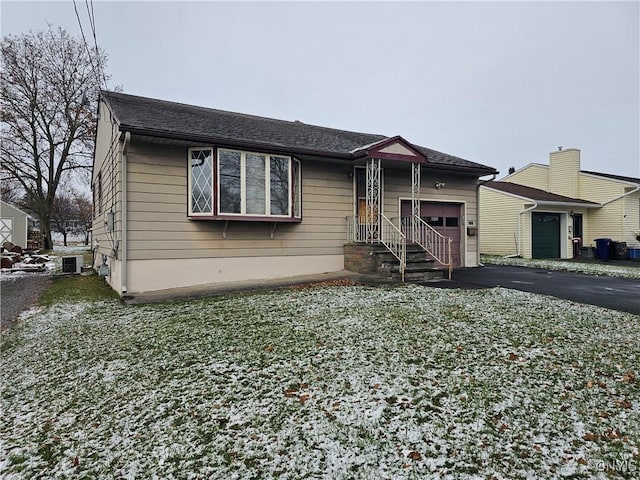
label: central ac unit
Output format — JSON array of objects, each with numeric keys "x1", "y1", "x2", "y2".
[{"x1": 62, "y1": 255, "x2": 83, "y2": 274}]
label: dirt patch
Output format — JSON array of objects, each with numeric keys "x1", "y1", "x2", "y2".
[{"x1": 1, "y1": 273, "x2": 51, "y2": 331}]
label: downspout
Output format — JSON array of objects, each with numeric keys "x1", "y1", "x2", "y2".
[
  {"x1": 476, "y1": 174, "x2": 496, "y2": 266},
  {"x1": 121, "y1": 132, "x2": 131, "y2": 294},
  {"x1": 517, "y1": 202, "x2": 538, "y2": 257},
  {"x1": 600, "y1": 184, "x2": 640, "y2": 243},
  {"x1": 601, "y1": 184, "x2": 640, "y2": 206}
]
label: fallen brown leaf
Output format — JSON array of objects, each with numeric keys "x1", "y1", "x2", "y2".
[{"x1": 407, "y1": 451, "x2": 422, "y2": 461}]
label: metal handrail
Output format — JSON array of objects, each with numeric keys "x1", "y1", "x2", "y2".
[
  {"x1": 379, "y1": 214, "x2": 406, "y2": 282},
  {"x1": 346, "y1": 215, "x2": 406, "y2": 281},
  {"x1": 400, "y1": 216, "x2": 453, "y2": 279}
]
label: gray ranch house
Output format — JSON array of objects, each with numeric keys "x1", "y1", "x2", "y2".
[{"x1": 92, "y1": 91, "x2": 497, "y2": 296}]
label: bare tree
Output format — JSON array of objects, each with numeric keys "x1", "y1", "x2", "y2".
[
  {"x1": 1, "y1": 27, "x2": 108, "y2": 249},
  {"x1": 74, "y1": 193, "x2": 92, "y2": 246},
  {"x1": 0, "y1": 168, "x2": 22, "y2": 204},
  {"x1": 50, "y1": 191, "x2": 77, "y2": 247}
]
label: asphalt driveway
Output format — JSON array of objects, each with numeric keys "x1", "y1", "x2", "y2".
[{"x1": 436, "y1": 265, "x2": 640, "y2": 315}]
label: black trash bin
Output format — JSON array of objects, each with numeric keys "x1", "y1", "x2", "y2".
[
  {"x1": 595, "y1": 238, "x2": 611, "y2": 260},
  {"x1": 611, "y1": 241, "x2": 628, "y2": 260}
]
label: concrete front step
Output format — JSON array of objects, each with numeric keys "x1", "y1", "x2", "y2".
[
  {"x1": 371, "y1": 244, "x2": 447, "y2": 282},
  {"x1": 389, "y1": 263, "x2": 447, "y2": 282},
  {"x1": 374, "y1": 246, "x2": 433, "y2": 264}
]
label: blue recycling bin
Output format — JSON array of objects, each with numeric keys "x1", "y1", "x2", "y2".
[{"x1": 594, "y1": 238, "x2": 611, "y2": 260}]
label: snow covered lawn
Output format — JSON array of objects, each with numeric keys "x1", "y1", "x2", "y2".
[
  {"x1": 482, "y1": 255, "x2": 640, "y2": 280},
  {"x1": 2, "y1": 285, "x2": 639, "y2": 479}
]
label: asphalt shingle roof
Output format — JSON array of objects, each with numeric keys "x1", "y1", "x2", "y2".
[
  {"x1": 101, "y1": 91, "x2": 496, "y2": 174},
  {"x1": 484, "y1": 181, "x2": 600, "y2": 205},
  {"x1": 580, "y1": 170, "x2": 640, "y2": 184}
]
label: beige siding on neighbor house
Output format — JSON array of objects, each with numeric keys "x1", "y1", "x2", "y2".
[
  {"x1": 504, "y1": 164, "x2": 549, "y2": 190},
  {"x1": 549, "y1": 149, "x2": 580, "y2": 198},
  {"x1": 585, "y1": 203, "x2": 623, "y2": 245},
  {"x1": 479, "y1": 187, "x2": 524, "y2": 256},
  {"x1": 578, "y1": 172, "x2": 626, "y2": 203},
  {"x1": 579, "y1": 172, "x2": 634, "y2": 245},
  {"x1": 624, "y1": 192, "x2": 640, "y2": 248}
]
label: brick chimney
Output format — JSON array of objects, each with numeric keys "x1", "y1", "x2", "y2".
[{"x1": 549, "y1": 148, "x2": 580, "y2": 198}]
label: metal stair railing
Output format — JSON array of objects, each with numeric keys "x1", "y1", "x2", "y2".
[
  {"x1": 346, "y1": 215, "x2": 406, "y2": 281},
  {"x1": 379, "y1": 214, "x2": 406, "y2": 282},
  {"x1": 401, "y1": 216, "x2": 453, "y2": 279}
]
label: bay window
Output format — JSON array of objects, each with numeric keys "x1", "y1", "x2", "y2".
[{"x1": 189, "y1": 147, "x2": 301, "y2": 220}]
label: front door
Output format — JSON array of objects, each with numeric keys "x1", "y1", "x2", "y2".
[
  {"x1": 401, "y1": 201, "x2": 463, "y2": 267},
  {"x1": 532, "y1": 212, "x2": 560, "y2": 258},
  {"x1": 355, "y1": 168, "x2": 379, "y2": 240},
  {"x1": 572, "y1": 213, "x2": 583, "y2": 258}
]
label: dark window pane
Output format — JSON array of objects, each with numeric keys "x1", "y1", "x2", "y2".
[
  {"x1": 424, "y1": 216, "x2": 443, "y2": 227},
  {"x1": 270, "y1": 156, "x2": 289, "y2": 215},
  {"x1": 219, "y1": 150, "x2": 241, "y2": 214},
  {"x1": 191, "y1": 149, "x2": 212, "y2": 213},
  {"x1": 356, "y1": 169, "x2": 366, "y2": 198},
  {"x1": 292, "y1": 160, "x2": 301, "y2": 218},
  {"x1": 246, "y1": 154, "x2": 266, "y2": 215},
  {"x1": 445, "y1": 217, "x2": 459, "y2": 227}
]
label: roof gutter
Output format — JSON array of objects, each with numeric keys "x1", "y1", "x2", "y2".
[
  {"x1": 535, "y1": 200, "x2": 601, "y2": 208},
  {"x1": 121, "y1": 131, "x2": 131, "y2": 295},
  {"x1": 120, "y1": 126, "x2": 355, "y2": 161},
  {"x1": 476, "y1": 173, "x2": 497, "y2": 266}
]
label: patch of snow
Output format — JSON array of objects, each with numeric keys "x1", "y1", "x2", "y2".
[
  {"x1": 1, "y1": 287, "x2": 638, "y2": 479},
  {"x1": 482, "y1": 255, "x2": 640, "y2": 279}
]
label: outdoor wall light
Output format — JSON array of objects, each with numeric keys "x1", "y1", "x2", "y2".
[{"x1": 435, "y1": 181, "x2": 445, "y2": 189}]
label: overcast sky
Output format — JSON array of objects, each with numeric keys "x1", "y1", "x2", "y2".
[{"x1": 2, "y1": 1, "x2": 639, "y2": 178}]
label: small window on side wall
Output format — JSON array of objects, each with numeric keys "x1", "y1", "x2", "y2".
[{"x1": 190, "y1": 148, "x2": 214, "y2": 215}]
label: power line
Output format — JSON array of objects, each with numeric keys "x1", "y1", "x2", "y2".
[
  {"x1": 72, "y1": 0, "x2": 106, "y2": 89},
  {"x1": 85, "y1": 0, "x2": 107, "y2": 88}
]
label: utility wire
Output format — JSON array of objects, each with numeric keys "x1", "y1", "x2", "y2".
[
  {"x1": 72, "y1": 0, "x2": 105, "y2": 90},
  {"x1": 85, "y1": 0, "x2": 107, "y2": 88}
]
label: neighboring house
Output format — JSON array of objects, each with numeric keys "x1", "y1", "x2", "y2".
[
  {"x1": 92, "y1": 91, "x2": 497, "y2": 296},
  {"x1": 480, "y1": 148, "x2": 640, "y2": 259},
  {"x1": 0, "y1": 200, "x2": 30, "y2": 248}
]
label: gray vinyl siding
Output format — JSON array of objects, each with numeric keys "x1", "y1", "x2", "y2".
[
  {"x1": 125, "y1": 141, "x2": 352, "y2": 261},
  {"x1": 92, "y1": 101, "x2": 123, "y2": 273}
]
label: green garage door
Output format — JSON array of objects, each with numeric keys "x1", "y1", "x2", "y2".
[{"x1": 532, "y1": 213, "x2": 560, "y2": 258}]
